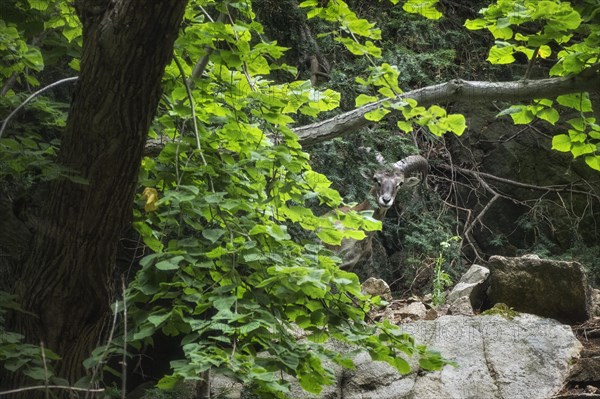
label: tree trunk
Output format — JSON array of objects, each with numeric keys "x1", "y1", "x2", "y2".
[{"x1": 2, "y1": 0, "x2": 187, "y2": 396}]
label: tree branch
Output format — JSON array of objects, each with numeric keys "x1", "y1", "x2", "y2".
[{"x1": 294, "y1": 66, "x2": 600, "y2": 145}]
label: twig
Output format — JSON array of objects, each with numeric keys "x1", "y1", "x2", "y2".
[
  {"x1": 0, "y1": 386, "x2": 104, "y2": 396},
  {"x1": 121, "y1": 277, "x2": 127, "y2": 399},
  {"x1": 40, "y1": 341, "x2": 49, "y2": 399},
  {"x1": 524, "y1": 47, "x2": 540, "y2": 80},
  {"x1": 189, "y1": 11, "x2": 226, "y2": 84},
  {"x1": 86, "y1": 301, "x2": 119, "y2": 399},
  {"x1": 0, "y1": 76, "x2": 78, "y2": 139},
  {"x1": 438, "y1": 164, "x2": 600, "y2": 201},
  {"x1": 172, "y1": 55, "x2": 214, "y2": 192}
]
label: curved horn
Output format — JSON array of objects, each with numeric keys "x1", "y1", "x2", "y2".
[
  {"x1": 359, "y1": 146, "x2": 387, "y2": 165},
  {"x1": 392, "y1": 155, "x2": 428, "y2": 177}
]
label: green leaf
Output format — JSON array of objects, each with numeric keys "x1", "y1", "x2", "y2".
[
  {"x1": 317, "y1": 228, "x2": 344, "y2": 245},
  {"x1": 551, "y1": 134, "x2": 571, "y2": 152},
  {"x1": 538, "y1": 45, "x2": 552, "y2": 59},
  {"x1": 299, "y1": 0, "x2": 318, "y2": 6},
  {"x1": 202, "y1": 228, "x2": 225, "y2": 243},
  {"x1": 585, "y1": 155, "x2": 600, "y2": 171},
  {"x1": 446, "y1": 114, "x2": 466, "y2": 135},
  {"x1": 465, "y1": 19, "x2": 487, "y2": 30},
  {"x1": 571, "y1": 142, "x2": 596, "y2": 158},
  {"x1": 148, "y1": 312, "x2": 171, "y2": 327},
  {"x1": 364, "y1": 108, "x2": 390, "y2": 122},
  {"x1": 397, "y1": 120, "x2": 413, "y2": 133},
  {"x1": 487, "y1": 44, "x2": 515, "y2": 64},
  {"x1": 537, "y1": 107, "x2": 559, "y2": 125},
  {"x1": 23, "y1": 366, "x2": 49, "y2": 381},
  {"x1": 355, "y1": 94, "x2": 378, "y2": 107},
  {"x1": 556, "y1": 93, "x2": 592, "y2": 112},
  {"x1": 403, "y1": 0, "x2": 442, "y2": 20},
  {"x1": 489, "y1": 25, "x2": 513, "y2": 40},
  {"x1": 155, "y1": 256, "x2": 184, "y2": 271}
]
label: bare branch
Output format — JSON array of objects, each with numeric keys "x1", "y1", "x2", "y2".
[
  {"x1": 437, "y1": 164, "x2": 600, "y2": 201},
  {"x1": 0, "y1": 77, "x2": 78, "y2": 139},
  {"x1": 0, "y1": 386, "x2": 104, "y2": 396}
]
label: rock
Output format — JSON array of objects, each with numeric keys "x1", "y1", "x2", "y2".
[
  {"x1": 343, "y1": 351, "x2": 415, "y2": 398},
  {"x1": 487, "y1": 255, "x2": 591, "y2": 324},
  {"x1": 361, "y1": 277, "x2": 393, "y2": 302},
  {"x1": 382, "y1": 300, "x2": 429, "y2": 323},
  {"x1": 568, "y1": 357, "x2": 600, "y2": 383},
  {"x1": 447, "y1": 295, "x2": 475, "y2": 315},
  {"x1": 591, "y1": 289, "x2": 600, "y2": 317},
  {"x1": 342, "y1": 314, "x2": 581, "y2": 399},
  {"x1": 203, "y1": 314, "x2": 581, "y2": 399},
  {"x1": 447, "y1": 264, "x2": 490, "y2": 315},
  {"x1": 400, "y1": 301, "x2": 427, "y2": 318},
  {"x1": 211, "y1": 373, "x2": 243, "y2": 399}
]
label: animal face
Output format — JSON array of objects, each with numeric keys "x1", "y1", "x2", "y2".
[{"x1": 372, "y1": 171, "x2": 420, "y2": 209}]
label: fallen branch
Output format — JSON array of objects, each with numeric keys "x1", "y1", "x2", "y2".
[{"x1": 294, "y1": 66, "x2": 600, "y2": 145}]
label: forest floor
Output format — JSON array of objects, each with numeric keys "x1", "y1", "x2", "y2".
[{"x1": 555, "y1": 318, "x2": 600, "y2": 398}]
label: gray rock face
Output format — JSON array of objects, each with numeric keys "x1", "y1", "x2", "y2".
[
  {"x1": 487, "y1": 255, "x2": 591, "y2": 324},
  {"x1": 342, "y1": 314, "x2": 581, "y2": 399},
  {"x1": 240, "y1": 314, "x2": 579, "y2": 399},
  {"x1": 447, "y1": 264, "x2": 490, "y2": 315},
  {"x1": 361, "y1": 277, "x2": 393, "y2": 302}
]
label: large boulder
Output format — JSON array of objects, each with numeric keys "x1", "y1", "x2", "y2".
[
  {"x1": 206, "y1": 314, "x2": 580, "y2": 399},
  {"x1": 486, "y1": 255, "x2": 591, "y2": 324},
  {"x1": 343, "y1": 314, "x2": 581, "y2": 399},
  {"x1": 447, "y1": 264, "x2": 489, "y2": 315}
]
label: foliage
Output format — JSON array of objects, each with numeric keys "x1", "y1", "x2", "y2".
[
  {"x1": 120, "y1": 1, "x2": 447, "y2": 396},
  {"x1": 1, "y1": 0, "x2": 599, "y2": 396},
  {"x1": 0, "y1": 292, "x2": 62, "y2": 385},
  {"x1": 431, "y1": 237, "x2": 460, "y2": 306},
  {"x1": 560, "y1": 243, "x2": 600, "y2": 286},
  {"x1": 465, "y1": 0, "x2": 600, "y2": 170},
  {"x1": 301, "y1": 0, "x2": 467, "y2": 137},
  {"x1": 481, "y1": 303, "x2": 519, "y2": 319}
]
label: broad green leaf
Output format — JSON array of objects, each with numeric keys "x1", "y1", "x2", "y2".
[
  {"x1": 148, "y1": 312, "x2": 171, "y2": 327},
  {"x1": 299, "y1": 0, "x2": 318, "y2": 6},
  {"x1": 489, "y1": 25, "x2": 513, "y2": 40},
  {"x1": 364, "y1": 108, "x2": 390, "y2": 122},
  {"x1": 202, "y1": 229, "x2": 225, "y2": 243},
  {"x1": 556, "y1": 93, "x2": 592, "y2": 112},
  {"x1": 585, "y1": 155, "x2": 600, "y2": 171},
  {"x1": 155, "y1": 256, "x2": 184, "y2": 271},
  {"x1": 551, "y1": 134, "x2": 571, "y2": 152},
  {"x1": 397, "y1": 120, "x2": 413, "y2": 133},
  {"x1": 317, "y1": 228, "x2": 344, "y2": 245},
  {"x1": 355, "y1": 94, "x2": 378, "y2": 107},
  {"x1": 571, "y1": 142, "x2": 596, "y2": 157},
  {"x1": 510, "y1": 107, "x2": 535, "y2": 124},
  {"x1": 537, "y1": 107, "x2": 559, "y2": 125},
  {"x1": 538, "y1": 45, "x2": 552, "y2": 59},
  {"x1": 446, "y1": 114, "x2": 467, "y2": 135},
  {"x1": 488, "y1": 44, "x2": 516, "y2": 64},
  {"x1": 465, "y1": 19, "x2": 487, "y2": 30},
  {"x1": 568, "y1": 129, "x2": 586, "y2": 143},
  {"x1": 403, "y1": 0, "x2": 442, "y2": 20}
]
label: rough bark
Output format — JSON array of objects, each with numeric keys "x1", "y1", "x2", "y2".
[
  {"x1": 294, "y1": 66, "x2": 600, "y2": 146},
  {"x1": 2, "y1": 0, "x2": 187, "y2": 396}
]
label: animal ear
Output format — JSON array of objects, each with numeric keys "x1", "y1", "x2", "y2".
[
  {"x1": 360, "y1": 170, "x2": 373, "y2": 180},
  {"x1": 404, "y1": 176, "x2": 420, "y2": 187}
]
